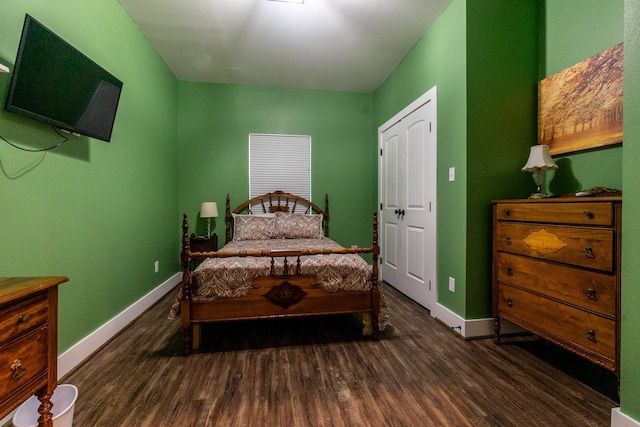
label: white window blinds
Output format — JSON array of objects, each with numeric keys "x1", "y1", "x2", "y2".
[{"x1": 249, "y1": 133, "x2": 311, "y2": 201}]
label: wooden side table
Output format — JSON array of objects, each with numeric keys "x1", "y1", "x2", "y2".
[
  {"x1": 189, "y1": 234, "x2": 218, "y2": 269},
  {"x1": 0, "y1": 276, "x2": 68, "y2": 427}
]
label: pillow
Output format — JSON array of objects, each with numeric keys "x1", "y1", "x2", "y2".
[
  {"x1": 275, "y1": 212, "x2": 323, "y2": 239},
  {"x1": 232, "y1": 214, "x2": 277, "y2": 240}
]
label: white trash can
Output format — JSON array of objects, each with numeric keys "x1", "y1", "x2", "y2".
[{"x1": 13, "y1": 384, "x2": 78, "y2": 427}]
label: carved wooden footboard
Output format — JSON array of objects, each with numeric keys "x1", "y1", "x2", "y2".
[{"x1": 179, "y1": 192, "x2": 381, "y2": 355}]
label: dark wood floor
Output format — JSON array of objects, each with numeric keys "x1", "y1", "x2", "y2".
[{"x1": 57, "y1": 283, "x2": 617, "y2": 426}]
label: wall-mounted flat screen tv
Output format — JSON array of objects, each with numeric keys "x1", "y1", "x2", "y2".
[{"x1": 5, "y1": 14, "x2": 123, "y2": 142}]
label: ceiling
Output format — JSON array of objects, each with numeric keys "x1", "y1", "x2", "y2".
[{"x1": 117, "y1": 0, "x2": 452, "y2": 93}]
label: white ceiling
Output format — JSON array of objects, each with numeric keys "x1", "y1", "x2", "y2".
[{"x1": 117, "y1": 0, "x2": 452, "y2": 93}]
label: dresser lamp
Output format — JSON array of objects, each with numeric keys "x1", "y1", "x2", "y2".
[
  {"x1": 522, "y1": 145, "x2": 558, "y2": 198},
  {"x1": 200, "y1": 202, "x2": 218, "y2": 238}
]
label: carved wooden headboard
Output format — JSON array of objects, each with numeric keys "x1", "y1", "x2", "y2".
[{"x1": 225, "y1": 191, "x2": 329, "y2": 243}]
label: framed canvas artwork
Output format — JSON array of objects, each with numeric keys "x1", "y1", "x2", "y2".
[{"x1": 538, "y1": 43, "x2": 623, "y2": 156}]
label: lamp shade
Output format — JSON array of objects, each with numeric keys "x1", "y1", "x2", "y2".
[
  {"x1": 200, "y1": 202, "x2": 219, "y2": 218},
  {"x1": 522, "y1": 145, "x2": 558, "y2": 172}
]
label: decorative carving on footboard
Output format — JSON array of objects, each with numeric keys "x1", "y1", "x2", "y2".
[{"x1": 264, "y1": 281, "x2": 308, "y2": 308}]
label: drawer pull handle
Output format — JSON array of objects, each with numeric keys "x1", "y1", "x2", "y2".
[
  {"x1": 10, "y1": 359, "x2": 26, "y2": 380},
  {"x1": 586, "y1": 287, "x2": 598, "y2": 301},
  {"x1": 18, "y1": 314, "x2": 31, "y2": 324},
  {"x1": 583, "y1": 210, "x2": 594, "y2": 220},
  {"x1": 507, "y1": 267, "x2": 514, "y2": 276},
  {"x1": 584, "y1": 245, "x2": 595, "y2": 258},
  {"x1": 586, "y1": 329, "x2": 597, "y2": 343},
  {"x1": 504, "y1": 209, "x2": 511, "y2": 217},
  {"x1": 505, "y1": 236, "x2": 511, "y2": 245},
  {"x1": 506, "y1": 298, "x2": 513, "y2": 307}
]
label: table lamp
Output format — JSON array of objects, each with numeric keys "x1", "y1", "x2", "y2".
[
  {"x1": 200, "y1": 202, "x2": 218, "y2": 238},
  {"x1": 522, "y1": 145, "x2": 558, "y2": 198}
]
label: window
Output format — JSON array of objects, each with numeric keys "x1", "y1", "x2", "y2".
[{"x1": 249, "y1": 133, "x2": 311, "y2": 204}]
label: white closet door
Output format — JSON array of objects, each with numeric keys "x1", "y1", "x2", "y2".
[
  {"x1": 381, "y1": 128, "x2": 401, "y2": 288},
  {"x1": 379, "y1": 87, "x2": 437, "y2": 311}
]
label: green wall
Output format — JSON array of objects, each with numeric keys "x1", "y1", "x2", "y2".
[
  {"x1": 373, "y1": 0, "x2": 469, "y2": 317},
  {"x1": 177, "y1": 82, "x2": 375, "y2": 250},
  {"x1": 542, "y1": 1, "x2": 624, "y2": 195},
  {"x1": 373, "y1": 0, "x2": 538, "y2": 319},
  {"x1": 623, "y1": 0, "x2": 640, "y2": 421},
  {"x1": 465, "y1": 0, "x2": 539, "y2": 318},
  {"x1": 543, "y1": 2, "x2": 638, "y2": 418},
  {"x1": 0, "y1": 1, "x2": 179, "y2": 352}
]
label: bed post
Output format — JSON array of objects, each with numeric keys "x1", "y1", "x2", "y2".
[
  {"x1": 371, "y1": 211, "x2": 380, "y2": 340},
  {"x1": 225, "y1": 193, "x2": 232, "y2": 244},
  {"x1": 180, "y1": 213, "x2": 193, "y2": 355},
  {"x1": 324, "y1": 193, "x2": 330, "y2": 237}
]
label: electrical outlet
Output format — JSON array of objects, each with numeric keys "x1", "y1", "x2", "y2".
[
  {"x1": 448, "y1": 167, "x2": 455, "y2": 182},
  {"x1": 154, "y1": 261, "x2": 159, "y2": 273},
  {"x1": 448, "y1": 276, "x2": 455, "y2": 292},
  {"x1": 351, "y1": 245, "x2": 358, "y2": 249}
]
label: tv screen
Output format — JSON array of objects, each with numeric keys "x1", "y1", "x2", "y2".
[{"x1": 5, "y1": 14, "x2": 123, "y2": 142}]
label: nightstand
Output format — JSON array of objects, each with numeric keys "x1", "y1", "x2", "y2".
[
  {"x1": 189, "y1": 234, "x2": 217, "y2": 269},
  {"x1": 190, "y1": 233, "x2": 217, "y2": 252}
]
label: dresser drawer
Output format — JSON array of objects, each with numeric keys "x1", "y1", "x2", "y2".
[
  {"x1": 0, "y1": 327, "x2": 48, "y2": 403},
  {"x1": 496, "y1": 222, "x2": 614, "y2": 272},
  {"x1": 495, "y1": 202, "x2": 614, "y2": 226},
  {"x1": 497, "y1": 284, "x2": 615, "y2": 363},
  {"x1": 497, "y1": 252, "x2": 616, "y2": 317},
  {"x1": 0, "y1": 294, "x2": 48, "y2": 344}
]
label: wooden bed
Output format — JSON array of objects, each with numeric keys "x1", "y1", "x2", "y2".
[{"x1": 177, "y1": 191, "x2": 382, "y2": 355}]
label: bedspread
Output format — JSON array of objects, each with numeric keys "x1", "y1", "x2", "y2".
[
  {"x1": 192, "y1": 237, "x2": 371, "y2": 299},
  {"x1": 168, "y1": 237, "x2": 389, "y2": 329}
]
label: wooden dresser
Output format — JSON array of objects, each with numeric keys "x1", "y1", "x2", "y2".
[
  {"x1": 0, "y1": 276, "x2": 68, "y2": 427},
  {"x1": 492, "y1": 197, "x2": 621, "y2": 376}
]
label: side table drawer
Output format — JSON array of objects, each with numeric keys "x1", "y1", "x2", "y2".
[
  {"x1": 497, "y1": 285, "x2": 615, "y2": 363},
  {"x1": 497, "y1": 252, "x2": 616, "y2": 317},
  {"x1": 0, "y1": 294, "x2": 48, "y2": 343},
  {"x1": 496, "y1": 222, "x2": 614, "y2": 272},
  {"x1": 0, "y1": 327, "x2": 48, "y2": 404}
]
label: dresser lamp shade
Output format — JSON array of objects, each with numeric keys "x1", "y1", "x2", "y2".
[
  {"x1": 522, "y1": 145, "x2": 558, "y2": 199},
  {"x1": 200, "y1": 202, "x2": 218, "y2": 237}
]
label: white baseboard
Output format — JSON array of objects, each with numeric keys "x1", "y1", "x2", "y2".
[
  {"x1": 58, "y1": 272, "x2": 181, "y2": 378},
  {"x1": 612, "y1": 408, "x2": 640, "y2": 427},
  {"x1": 0, "y1": 273, "x2": 180, "y2": 427},
  {"x1": 433, "y1": 303, "x2": 525, "y2": 339}
]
